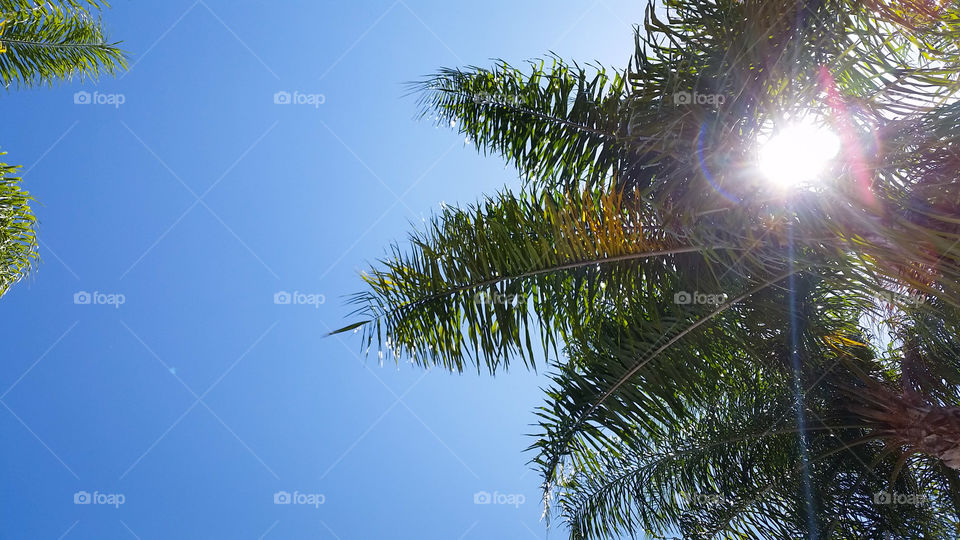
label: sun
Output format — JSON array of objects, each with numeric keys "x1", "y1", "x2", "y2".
[{"x1": 758, "y1": 120, "x2": 841, "y2": 189}]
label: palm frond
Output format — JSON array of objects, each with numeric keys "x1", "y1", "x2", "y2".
[
  {"x1": 0, "y1": 154, "x2": 36, "y2": 296},
  {"x1": 556, "y1": 396, "x2": 957, "y2": 539},
  {"x1": 0, "y1": 1, "x2": 125, "y2": 88},
  {"x1": 412, "y1": 58, "x2": 633, "y2": 191},
  {"x1": 343, "y1": 0, "x2": 960, "y2": 537},
  {"x1": 332, "y1": 189, "x2": 740, "y2": 373}
]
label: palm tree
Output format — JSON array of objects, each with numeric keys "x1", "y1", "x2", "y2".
[
  {"x1": 0, "y1": 0, "x2": 125, "y2": 88},
  {"x1": 0, "y1": 156, "x2": 36, "y2": 296},
  {"x1": 0, "y1": 0, "x2": 125, "y2": 296},
  {"x1": 337, "y1": 0, "x2": 960, "y2": 537}
]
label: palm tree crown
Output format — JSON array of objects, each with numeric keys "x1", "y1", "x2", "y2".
[{"x1": 338, "y1": 0, "x2": 960, "y2": 537}]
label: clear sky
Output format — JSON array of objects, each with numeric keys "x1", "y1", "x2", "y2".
[{"x1": 0, "y1": 1, "x2": 644, "y2": 538}]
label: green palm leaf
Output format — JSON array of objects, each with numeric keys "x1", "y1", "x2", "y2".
[
  {"x1": 0, "y1": 155, "x2": 36, "y2": 296},
  {"x1": 342, "y1": 0, "x2": 960, "y2": 537},
  {"x1": 0, "y1": 0, "x2": 125, "y2": 88},
  {"x1": 414, "y1": 58, "x2": 632, "y2": 190},
  {"x1": 332, "y1": 189, "x2": 738, "y2": 373}
]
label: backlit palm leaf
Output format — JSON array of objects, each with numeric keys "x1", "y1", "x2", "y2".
[
  {"x1": 341, "y1": 0, "x2": 960, "y2": 537},
  {"x1": 334, "y1": 189, "x2": 735, "y2": 373}
]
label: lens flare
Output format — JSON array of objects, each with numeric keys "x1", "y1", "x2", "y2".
[{"x1": 758, "y1": 121, "x2": 840, "y2": 189}]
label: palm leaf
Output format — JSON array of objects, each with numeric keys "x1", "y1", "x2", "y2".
[
  {"x1": 0, "y1": 154, "x2": 36, "y2": 296},
  {"x1": 413, "y1": 58, "x2": 632, "y2": 190},
  {"x1": 0, "y1": 0, "x2": 125, "y2": 88},
  {"x1": 332, "y1": 188, "x2": 740, "y2": 373}
]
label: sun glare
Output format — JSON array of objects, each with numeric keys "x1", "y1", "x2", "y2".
[{"x1": 758, "y1": 121, "x2": 841, "y2": 189}]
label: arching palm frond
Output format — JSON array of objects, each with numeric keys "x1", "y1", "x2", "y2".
[
  {"x1": 333, "y1": 189, "x2": 742, "y2": 374},
  {"x1": 0, "y1": 0, "x2": 125, "y2": 88},
  {"x1": 0, "y1": 156, "x2": 36, "y2": 296},
  {"x1": 555, "y1": 390, "x2": 959, "y2": 540},
  {"x1": 413, "y1": 58, "x2": 631, "y2": 191},
  {"x1": 342, "y1": 0, "x2": 960, "y2": 537},
  {"x1": 0, "y1": 1, "x2": 109, "y2": 11},
  {"x1": 0, "y1": 1, "x2": 123, "y2": 300},
  {"x1": 539, "y1": 266, "x2": 960, "y2": 538},
  {"x1": 532, "y1": 270, "x2": 794, "y2": 499}
]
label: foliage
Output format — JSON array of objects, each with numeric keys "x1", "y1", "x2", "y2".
[
  {"x1": 339, "y1": 0, "x2": 960, "y2": 537},
  {"x1": 0, "y1": 0, "x2": 124, "y2": 300},
  {"x1": 0, "y1": 155, "x2": 36, "y2": 296},
  {"x1": 0, "y1": 0, "x2": 125, "y2": 88}
]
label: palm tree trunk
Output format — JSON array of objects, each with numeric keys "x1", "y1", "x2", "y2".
[{"x1": 853, "y1": 389, "x2": 960, "y2": 469}]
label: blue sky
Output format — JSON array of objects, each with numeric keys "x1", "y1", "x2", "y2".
[{"x1": 0, "y1": 1, "x2": 644, "y2": 538}]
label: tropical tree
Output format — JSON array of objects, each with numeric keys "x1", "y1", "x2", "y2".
[
  {"x1": 0, "y1": 157, "x2": 36, "y2": 296},
  {"x1": 337, "y1": 0, "x2": 960, "y2": 537},
  {"x1": 0, "y1": 0, "x2": 125, "y2": 296},
  {"x1": 0, "y1": 0, "x2": 125, "y2": 88}
]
